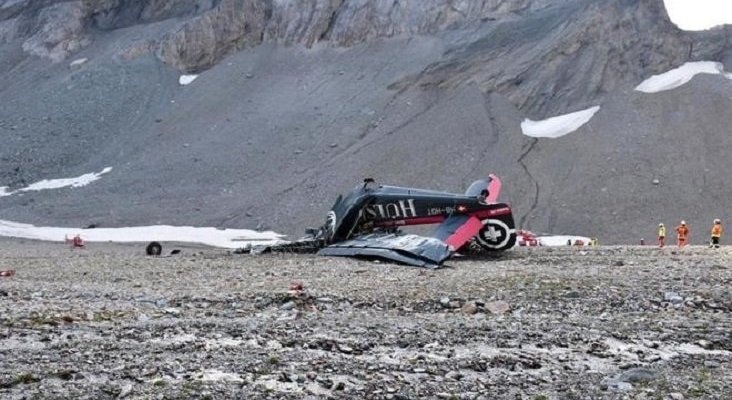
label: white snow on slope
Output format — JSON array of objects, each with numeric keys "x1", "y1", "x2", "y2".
[
  {"x1": 635, "y1": 61, "x2": 731, "y2": 93},
  {"x1": 538, "y1": 235, "x2": 592, "y2": 247},
  {"x1": 0, "y1": 167, "x2": 112, "y2": 198},
  {"x1": 521, "y1": 106, "x2": 600, "y2": 139},
  {"x1": 179, "y1": 74, "x2": 199, "y2": 85},
  {"x1": 664, "y1": 0, "x2": 732, "y2": 31},
  {"x1": 0, "y1": 219, "x2": 284, "y2": 248}
]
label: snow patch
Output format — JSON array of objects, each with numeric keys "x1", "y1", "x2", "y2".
[
  {"x1": 69, "y1": 58, "x2": 88, "y2": 68},
  {"x1": 0, "y1": 219, "x2": 284, "y2": 249},
  {"x1": 179, "y1": 74, "x2": 199, "y2": 85},
  {"x1": 21, "y1": 167, "x2": 112, "y2": 191},
  {"x1": 664, "y1": 0, "x2": 732, "y2": 31},
  {"x1": 0, "y1": 167, "x2": 112, "y2": 198},
  {"x1": 521, "y1": 106, "x2": 600, "y2": 138},
  {"x1": 537, "y1": 235, "x2": 592, "y2": 247},
  {"x1": 635, "y1": 61, "x2": 730, "y2": 93}
]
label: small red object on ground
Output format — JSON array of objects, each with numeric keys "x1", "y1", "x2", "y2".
[
  {"x1": 516, "y1": 230, "x2": 539, "y2": 246},
  {"x1": 0, "y1": 270, "x2": 16, "y2": 277},
  {"x1": 65, "y1": 234, "x2": 85, "y2": 249},
  {"x1": 289, "y1": 282, "x2": 304, "y2": 291}
]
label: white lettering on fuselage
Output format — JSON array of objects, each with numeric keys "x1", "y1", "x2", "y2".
[
  {"x1": 427, "y1": 206, "x2": 454, "y2": 216},
  {"x1": 367, "y1": 199, "x2": 417, "y2": 219}
]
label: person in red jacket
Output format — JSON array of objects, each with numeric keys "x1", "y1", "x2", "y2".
[
  {"x1": 675, "y1": 221, "x2": 689, "y2": 248},
  {"x1": 710, "y1": 219, "x2": 723, "y2": 248}
]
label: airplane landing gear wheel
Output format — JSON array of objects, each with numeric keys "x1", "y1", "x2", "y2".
[
  {"x1": 475, "y1": 218, "x2": 516, "y2": 251},
  {"x1": 146, "y1": 242, "x2": 162, "y2": 256}
]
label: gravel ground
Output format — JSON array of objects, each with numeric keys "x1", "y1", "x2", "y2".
[{"x1": 0, "y1": 239, "x2": 730, "y2": 399}]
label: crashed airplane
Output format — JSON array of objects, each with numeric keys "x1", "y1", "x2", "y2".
[{"x1": 253, "y1": 174, "x2": 516, "y2": 268}]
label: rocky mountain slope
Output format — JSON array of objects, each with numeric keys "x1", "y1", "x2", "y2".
[{"x1": 1, "y1": 0, "x2": 732, "y2": 242}]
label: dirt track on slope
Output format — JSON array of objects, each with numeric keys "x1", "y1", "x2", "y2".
[{"x1": 0, "y1": 240, "x2": 730, "y2": 399}]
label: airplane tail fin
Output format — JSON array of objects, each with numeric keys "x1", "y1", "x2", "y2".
[{"x1": 465, "y1": 174, "x2": 502, "y2": 203}]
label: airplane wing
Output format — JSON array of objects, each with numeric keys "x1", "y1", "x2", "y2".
[
  {"x1": 318, "y1": 232, "x2": 452, "y2": 268},
  {"x1": 433, "y1": 214, "x2": 483, "y2": 251}
]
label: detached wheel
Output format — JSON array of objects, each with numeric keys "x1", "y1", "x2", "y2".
[{"x1": 146, "y1": 241, "x2": 162, "y2": 256}]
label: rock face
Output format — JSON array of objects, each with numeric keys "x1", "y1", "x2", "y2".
[
  {"x1": 2, "y1": 0, "x2": 732, "y2": 242},
  {"x1": 2, "y1": 1, "x2": 730, "y2": 113},
  {"x1": 2, "y1": 1, "x2": 88, "y2": 62},
  {"x1": 2, "y1": 0, "x2": 730, "y2": 115},
  {"x1": 406, "y1": 0, "x2": 695, "y2": 115},
  {"x1": 2, "y1": 1, "x2": 553, "y2": 68}
]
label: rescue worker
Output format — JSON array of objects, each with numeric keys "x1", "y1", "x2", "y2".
[
  {"x1": 710, "y1": 219, "x2": 723, "y2": 248},
  {"x1": 657, "y1": 223, "x2": 666, "y2": 248},
  {"x1": 675, "y1": 220, "x2": 689, "y2": 248}
]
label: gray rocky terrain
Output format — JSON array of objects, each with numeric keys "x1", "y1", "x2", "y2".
[
  {"x1": 2, "y1": 0, "x2": 732, "y2": 243},
  {"x1": 1, "y1": 239, "x2": 730, "y2": 399},
  {"x1": 2, "y1": 3, "x2": 731, "y2": 399}
]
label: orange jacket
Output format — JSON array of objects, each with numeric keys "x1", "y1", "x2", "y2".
[
  {"x1": 712, "y1": 224, "x2": 723, "y2": 238},
  {"x1": 675, "y1": 225, "x2": 689, "y2": 239}
]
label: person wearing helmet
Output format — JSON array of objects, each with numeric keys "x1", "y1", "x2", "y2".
[
  {"x1": 657, "y1": 223, "x2": 666, "y2": 248},
  {"x1": 709, "y1": 219, "x2": 723, "y2": 248},
  {"x1": 675, "y1": 220, "x2": 689, "y2": 248}
]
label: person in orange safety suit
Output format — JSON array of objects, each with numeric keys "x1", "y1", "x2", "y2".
[
  {"x1": 709, "y1": 219, "x2": 723, "y2": 248},
  {"x1": 675, "y1": 221, "x2": 689, "y2": 248}
]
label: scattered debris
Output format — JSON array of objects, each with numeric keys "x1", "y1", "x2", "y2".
[
  {"x1": 146, "y1": 242, "x2": 162, "y2": 256},
  {"x1": 65, "y1": 234, "x2": 85, "y2": 249},
  {"x1": 517, "y1": 229, "x2": 539, "y2": 246}
]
